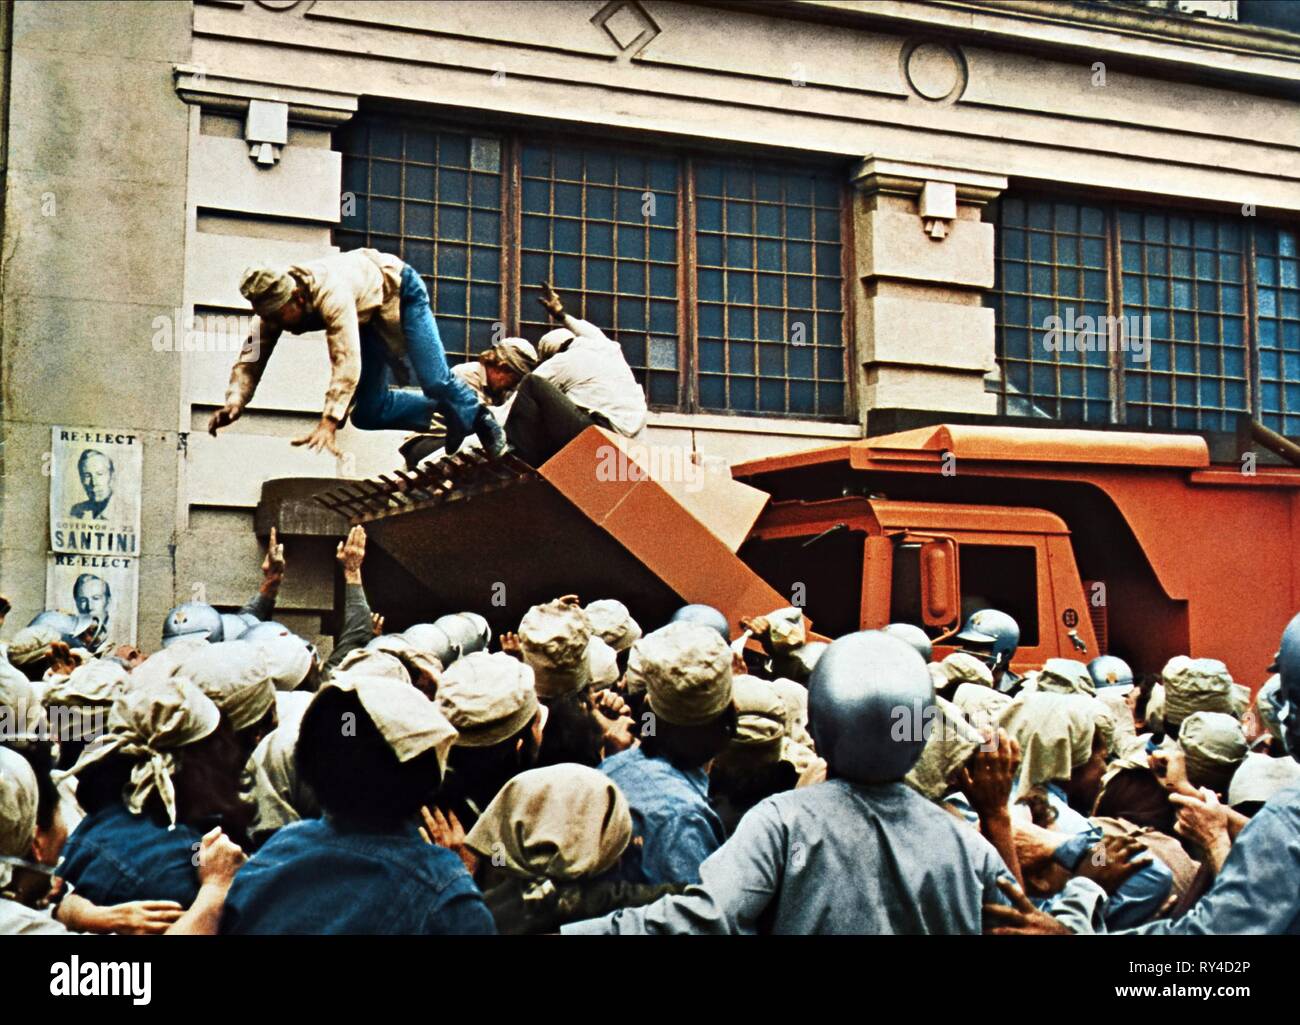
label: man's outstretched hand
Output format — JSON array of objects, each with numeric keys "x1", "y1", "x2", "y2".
[
  {"x1": 983, "y1": 878, "x2": 1073, "y2": 935},
  {"x1": 336, "y1": 525, "x2": 367, "y2": 586},
  {"x1": 261, "y1": 526, "x2": 286, "y2": 585},
  {"x1": 292, "y1": 415, "x2": 343, "y2": 456},
  {"x1": 538, "y1": 281, "x2": 565, "y2": 320},
  {"x1": 207, "y1": 403, "x2": 242, "y2": 437}
]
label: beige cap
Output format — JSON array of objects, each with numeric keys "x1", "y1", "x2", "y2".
[
  {"x1": 1095, "y1": 686, "x2": 1137, "y2": 748},
  {"x1": 364, "y1": 634, "x2": 443, "y2": 687},
  {"x1": 42, "y1": 658, "x2": 129, "y2": 709},
  {"x1": 623, "y1": 643, "x2": 649, "y2": 696},
  {"x1": 247, "y1": 633, "x2": 313, "y2": 691},
  {"x1": 765, "y1": 607, "x2": 807, "y2": 653},
  {"x1": 1178, "y1": 710, "x2": 1248, "y2": 792},
  {"x1": 239, "y1": 261, "x2": 295, "y2": 316},
  {"x1": 1146, "y1": 682, "x2": 1166, "y2": 732},
  {"x1": 938, "y1": 651, "x2": 994, "y2": 688},
  {"x1": 1035, "y1": 658, "x2": 1096, "y2": 697},
  {"x1": 729, "y1": 675, "x2": 787, "y2": 755},
  {"x1": 952, "y1": 681, "x2": 1013, "y2": 734},
  {"x1": 769, "y1": 677, "x2": 813, "y2": 748},
  {"x1": 518, "y1": 600, "x2": 591, "y2": 698},
  {"x1": 637, "y1": 622, "x2": 733, "y2": 728},
  {"x1": 583, "y1": 599, "x2": 642, "y2": 653},
  {"x1": 538, "y1": 327, "x2": 575, "y2": 358},
  {"x1": 587, "y1": 637, "x2": 620, "y2": 688},
  {"x1": 0, "y1": 746, "x2": 39, "y2": 886},
  {"x1": 489, "y1": 336, "x2": 539, "y2": 377},
  {"x1": 1227, "y1": 751, "x2": 1300, "y2": 808},
  {"x1": 335, "y1": 648, "x2": 412, "y2": 687},
  {"x1": 325, "y1": 673, "x2": 458, "y2": 773},
  {"x1": 0, "y1": 665, "x2": 46, "y2": 742},
  {"x1": 437, "y1": 651, "x2": 539, "y2": 748},
  {"x1": 7, "y1": 626, "x2": 62, "y2": 668},
  {"x1": 1162, "y1": 657, "x2": 1239, "y2": 728},
  {"x1": 174, "y1": 640, "x2": 277, "y2": 733}
]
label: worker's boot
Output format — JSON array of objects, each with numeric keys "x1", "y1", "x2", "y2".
[{"x1": 473, "y1": 405, "x2": 508, "y2": 458}]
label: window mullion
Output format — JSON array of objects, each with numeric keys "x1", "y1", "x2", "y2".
[
  {"x1": 681, "y1": 158, "x2": 699, "y2": 414},
  {"x1": 1107, "y1": 206, "x2": 1125, "y2": 425}
]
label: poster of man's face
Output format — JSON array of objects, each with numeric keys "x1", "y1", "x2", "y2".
[
  {"x1": 73, "y1": 449, "x2": 115, "y2": 519},
  {"x1": 49, "y1": 427, "x2": 141, "y2": 558},
  {"x1": 74, "y1": 572, "x2": 112, "y2": 636},
  {"x1": 46, "y1": 554, "x2": 137, "y2": 647}
]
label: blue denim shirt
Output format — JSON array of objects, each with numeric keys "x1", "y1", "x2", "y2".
[
  {"x1": 58, "y1": 804, "x2": 204, "y2": 908},
  {"x1": 219, "y1": 817, "x2": 496, "y2": 935},
  {"x1": 600, "y1": 746, "x2": 725, "y2": 886}
]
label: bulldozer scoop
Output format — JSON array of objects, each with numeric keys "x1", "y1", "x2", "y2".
[{"x1": 316, "y1": 427, "x2": 787, "y2": 638}]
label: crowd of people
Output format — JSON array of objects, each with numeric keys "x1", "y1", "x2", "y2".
[
  {"x1": 1, "y1": 516, "x2": 1297, "y2": 936},
  {"x1": 0, "y1": 244, "x2": 1294, "y2": 936}
]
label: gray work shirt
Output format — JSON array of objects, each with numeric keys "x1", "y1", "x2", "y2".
[{"x1": 563, "y1": 777, "x2": 1014, "y2": 934}]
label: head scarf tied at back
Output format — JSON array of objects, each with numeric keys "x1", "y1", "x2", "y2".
[
  {"x1": 998, "y1": 691, "x2": 1113, "y2": 800},
  {"x1": 465, "y1": 764, "x2": 632, "y2": 888},
  {"x1": 42, "y1": 658, "x2": 128, "y2": 710},
  {"x1": 173, "y1": 640, "x2": 277, "y2": 733},
  {"x1": 1177, "y1": 710, "x2": 1248, "y2": 793},
  {"x1": 323, "y1": 672, "x2": 458, "y2": 775},
  {"x1": 905, "y1": 696, "x2": 987, "y2": 801},
  {"x1": 60, "y1": 674, "x2": 221, "y2": 827}
]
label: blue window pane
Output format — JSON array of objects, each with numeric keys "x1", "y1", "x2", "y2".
[
  {"x1": 727, "y1": 201, "x2": 753, "y2": 234},
  {"x1": 470, "y1": 244, "x2": 499, "y2": 279},
  {"x1": 698, "y1": 234, "x2": 723, "y2": 265},
  {"x1": 756, "y1": 205, "x2": 781, "y2": 237},
  {"x1": 790, "y1": 381, "x2": 815, "y2": 414},
  {"x1": 650, "y1": 265, "x2": 676, "y2": 298},
  {"x1": 757, "y1": 240, "x2": 783, "y2": 271},
  {"x1": 441, "y1": 206, "x2": 468, "y2": 240},
  {"x1": 731, "y1": 377, "x2": 757, "y2": 412},
  {"x1": 650, "y1": 300, "x2": 676, "y2": 333},
  {"x1": 759, "y1": 310, "x2": 785, "y2": 342},
  {"x1": 617, "y1": 225, "x2": 645, "y2": 259},
  {"x1": 553, "y1": 219, "x2": 581, "y2": 254},
  {"x1": 698, "y1": 269, "x2": 723, "y2": 302},
  {"x1": 727, "y1": 272, "x2": 754, "y2": 305},
  {"x1": 730, "y1": 342, "x2": 755, "y2": 375},
  {"x1": 699, "y1": 374, "x2": 726, "y2": 408},
  {"x1": 617, "y1": 298, "x2": 646, "y2": 331},
  {"x1": 407, "y1": 165, "x2": 434, "y2": 199},
  {"x1": 587, "y1": 259, "x2": 613, "y2": 292},
  {"x1": 586, "y1": 152, "x2": 614, "y2": 184},
  {"x1": 726, "y1": 237, "x2": 754, "y2": 268},
  {"x1": 760, "y1": 379, "x2": 786, "y2": 412},
  {"x1": 787, "y1": 277, "x2": 813, "y2": 308},
  {"x1": 553, "y1": 255, "x2": 581, "y2": 289},
  {"x1": 617, "y1": 189, "x2": 645, "y2": 221},
  {"x1": 699, "y1": 340, "x2": 725, "y2": 372},
  {"x1": 728, "y1": 306, "x2": 754, "y2": 340},
  {"x1": 650, "y1": 229, "x2": 675, "y2": 262},
  {"x1": 586, "y1": 222, "x2": 613, "y2": 256},
  {"x1": 787, "y1": 243, "x2": 812, "y2": 273},
  {"x1": 587, "y1": 187, "x2": 613, "y2": 220},
  {"x1": 697, "y1": 164, "x2": 724, "y2": 197},
  {"x1": 618, "y1": 262, "x2": 645, "y2": 295}
]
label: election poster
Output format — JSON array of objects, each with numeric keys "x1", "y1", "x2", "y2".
[{"x1": 49, "y1": 426, "x2": 142, "y2": 558}]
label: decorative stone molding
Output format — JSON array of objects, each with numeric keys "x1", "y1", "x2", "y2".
[
  {"x1": 852, "y1": 157, "x2": 1007, "y2": 209},
  {"x1": 591, "y1": 0, "x2": 661, "y2": 57},
  {"x1": 901, "y1": 40, "x2": 968, "y2": 103},
  {"x1": 172, "y1": 65, "x2": 358, "y2": 129}
]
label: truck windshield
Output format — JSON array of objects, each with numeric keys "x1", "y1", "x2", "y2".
[
  {"x1": 738, "y1": 528, "x2": 866, "y2": 638},
  {"x1": 958, "y1": 544, "x2": 1039, "y2": 647}
]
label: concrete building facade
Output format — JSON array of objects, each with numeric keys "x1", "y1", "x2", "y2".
[{"x1": 1, "y1": 0, "x2": 1298, "y2": 653}]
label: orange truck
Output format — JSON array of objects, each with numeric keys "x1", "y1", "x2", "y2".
[{"x1": 316, "y1": 422, "x2": 1300, "y2": 689}]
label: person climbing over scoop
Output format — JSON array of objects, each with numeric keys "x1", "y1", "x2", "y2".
[{"x1": 208, "y1": 248, "x2": 506, "y2": 459}]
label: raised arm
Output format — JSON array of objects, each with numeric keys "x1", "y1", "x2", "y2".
[{"x1": 210, "y1": 316, "x2": 281, "y2": 436}]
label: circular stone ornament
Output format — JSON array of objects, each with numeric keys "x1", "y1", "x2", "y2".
[{"x1": 904, "y1": 41, "x2": 967, "y2": 103}]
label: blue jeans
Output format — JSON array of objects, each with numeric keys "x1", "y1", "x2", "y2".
[{"x1": 350, "y1": 264, "x2": 482, "y2": 434}]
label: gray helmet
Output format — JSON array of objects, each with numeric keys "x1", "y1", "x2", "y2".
[
  {"x1": 669, "y1": 604, "x2": 730, "y2": 642},
  {"x1": 955, "y1": 609, "x2": 1020, "y2": 662},
  {"x1": 431, "y1": 612, "x2": 490, "y2": 659},
  {"x1": 1088, "y1": 655, "x2": 1134, "y2": 694},
  {"x1": 28, "y1": 610, "x2": 102, "y2": 649},
  {"x1": 882, "y1": 623, "x2": 933, "y2": 663},
  {"x1": 161, "y1": 602, "x2": 224, "y2": 648},
  {"x1": 1276, "y1": 611, "x2": 1300, "y2": 757},
  {"x1": 808, "y1": 630, "x2": 933, "y2": 784},
  {"x1": 402, "y1": 623, "x2": 457, "y2": 667},
  {"x1": 220, "y1": 611, "x2": 259, "y2": 644},
  {"x1": 238, "y1": 620, "x2": 319, "y2": 669}
]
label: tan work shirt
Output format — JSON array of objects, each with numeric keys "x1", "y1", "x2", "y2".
[{"x1": 225, "y1": 249, "x2": 406, "y2": 422}]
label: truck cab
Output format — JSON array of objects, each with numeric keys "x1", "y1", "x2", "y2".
[{"x1": 740, "y1": 496, "x2": 1098, "y2": 673}]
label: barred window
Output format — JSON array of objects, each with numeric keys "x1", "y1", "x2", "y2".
[
  {"x1": 694, "y1": 161, "x2": 846, "y2": 416},
  {"x1": 1119, "y1": 211, "x2": 1247, "y2": 432},
  {"x1": 336, "y1": 116, "x2": 850, "y2": 419},
  {"x1": 989, "y1": 193, "x2": 1300, "y2": 434},
  {"x1": 1257, "y1": 225, "x2": 1300, "y2": 436},
  {"x1": 336, "y1": 121, "x2": 504, "y2": 364},
  {"x1": 516, "y1": 143, "x2": 681, "y2": 407},
  {"x1": 987, "y1": 197, "x2": 1110, "y2": 423}
]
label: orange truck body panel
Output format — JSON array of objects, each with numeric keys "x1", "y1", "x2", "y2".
[{"x1": 735, "y1": 425, "x2": 1300, "y2": 688}]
